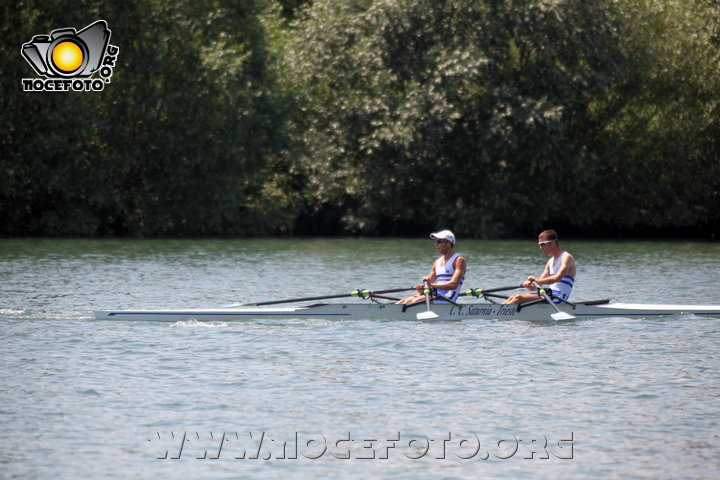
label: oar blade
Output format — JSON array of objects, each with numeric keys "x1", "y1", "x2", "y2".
[
  {"x1": 550, "y1": 311, "x2": 575, "y2": 321},
  {"x1": 417, "y1": 310, "x2": 439, "y2": 320}
]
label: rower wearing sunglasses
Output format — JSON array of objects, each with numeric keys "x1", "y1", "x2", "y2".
[
  {"x1": 504, "y1": 229, "x2": 576, "y2": 305},
  {"x1": 396, "y1": 230, "x2": 467, "y2": 305}
]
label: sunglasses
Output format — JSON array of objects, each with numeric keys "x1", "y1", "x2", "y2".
[
  {"x1": 538, "y1": 240, "x2": 553, "y2": 246},
  {"x1": 435, "y1": 239, "x2": 449, "y2": 244}
]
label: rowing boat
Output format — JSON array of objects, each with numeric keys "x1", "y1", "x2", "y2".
[{"x1": 93, "y1": 300, "x2": 720, "y2": 322}]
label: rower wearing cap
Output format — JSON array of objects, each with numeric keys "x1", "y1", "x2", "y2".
[
  {"x1": 396, "y1": 230, "x2": 467, "y2": 305},
  {"x1": 504, "y1": 229, "x2": 576, "y2": 305}
]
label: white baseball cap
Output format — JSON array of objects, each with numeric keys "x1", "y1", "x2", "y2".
[{"x1": 430, "y1": 230, "x2": 456, "y2": 244}]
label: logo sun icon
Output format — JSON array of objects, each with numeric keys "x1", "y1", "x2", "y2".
[{"x1": 51, "y1": 41, "x2": 84, "y2": 73}]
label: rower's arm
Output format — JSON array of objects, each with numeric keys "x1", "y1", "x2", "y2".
[
  {"x1": 422, "y1": 261, "x2": 438, "y2": 283},
  {"x1": 537, "y1": 255, "x2": 573, "y2": 285},
  {"x1": 525, "y1": 260, "x2": 552, "y2": 289},
  {"x1": 415, "y1": 262, "x2": 439, "y2": 293}
]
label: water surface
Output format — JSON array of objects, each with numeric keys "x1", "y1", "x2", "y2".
[{"x1": 1, "y1": 238, "x2": 718, "y2": 479}]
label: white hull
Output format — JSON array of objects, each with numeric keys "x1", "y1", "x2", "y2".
[{"x1": 94, "y1": 301, "x2": 720, "y2": 322}]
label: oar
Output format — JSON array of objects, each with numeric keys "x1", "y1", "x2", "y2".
[
  {"x1": 462, "y1": 285, "x2": 524, "y2": 298},
  {"x1": 417, "y1": 280, "x2": 439, "y2": 320},
  {"x1": 224, "y1": 287, "x2": 414, "y2": 307},
  {"x1": 530, "y1": 280, "x2": 575, "y2": 320}
]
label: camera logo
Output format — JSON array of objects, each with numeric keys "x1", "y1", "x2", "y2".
[{"x1": 21, "y1": 20, "x2": 119, "y2": 92}]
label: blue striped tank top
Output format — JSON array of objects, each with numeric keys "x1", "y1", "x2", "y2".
[
  {"x1": 434, "y1": 253, "x2": 464, "y2": 303},
  {"x1": 548, "y1": 252, "x2": 574, "y2": 301}
]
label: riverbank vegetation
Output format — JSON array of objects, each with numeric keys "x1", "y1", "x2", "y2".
[{"x1": 2, "y1": 0, "x2": 718, "y2": 238}]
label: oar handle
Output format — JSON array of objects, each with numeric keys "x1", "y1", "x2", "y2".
[{"x1": 422, "y1": 280, "x2": 432, "y2": 297}]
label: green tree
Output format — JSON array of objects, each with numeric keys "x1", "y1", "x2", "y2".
[
  {"x1": 281, "y1": 0, "x2": 629, "y2": 237},
  {"x1": 1, "y1": 0, "x2": 294, "y2": 236},
  {"x1": 1, "y1": 1, "x2": 111, "y2": 234},
  {"x1": 3, "y1": 0, "x2": 718, "y2": 238},
  {"x1": 561, "y1": 0, "x2": 720, "y2": 236}
]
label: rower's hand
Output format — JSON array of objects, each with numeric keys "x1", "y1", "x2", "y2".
[
  {"x1": 416, "y1": 276, "x2": 432, "y2": 293},
  {"x1": 523, "y1": 275, "x2": 537, "y2": 290}
]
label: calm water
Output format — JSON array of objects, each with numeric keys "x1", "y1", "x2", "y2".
[{"x1": 1, "y1": 238, "x2": 719, "y2": 479}]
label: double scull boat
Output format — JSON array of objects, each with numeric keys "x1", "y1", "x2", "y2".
[{"x1": 94, "y1": 300, "x2": 720, "y2": 322}]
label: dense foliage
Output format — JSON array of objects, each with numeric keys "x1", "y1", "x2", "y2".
[
  {"x1": 2, "y1": 0, "x2": 718, "y2": 238},
  {"x1": 3, "y1": 0, "x2": 293, "y2": 236}
]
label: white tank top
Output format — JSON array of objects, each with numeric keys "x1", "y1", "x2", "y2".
[
  {"x1": 434, "y1": 253, "x2": 464, "y2": 302},
  {"x1": 548, "y1": 252, "x2": 574, "y2": 300}
]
